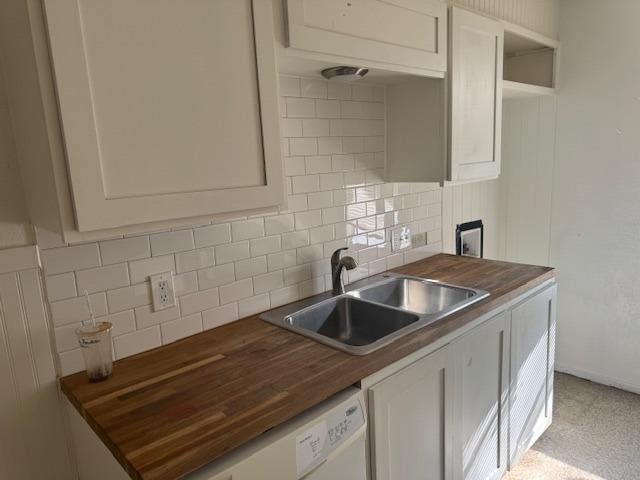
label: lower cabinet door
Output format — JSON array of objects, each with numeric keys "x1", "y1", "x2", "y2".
[
  {"x1": 509, "y1": 285, "x2": 557, "y2": 467},
  {"x1": 450, "y1": 312, "x2": 510, "y2": 480},
  {"x1": 369, "y1": 347, "x2": 451, "y2": 480}
]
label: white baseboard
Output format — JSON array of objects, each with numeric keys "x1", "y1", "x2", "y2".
[{"x1": 555, "y1": 363, "x2": 640, "y2": 395}]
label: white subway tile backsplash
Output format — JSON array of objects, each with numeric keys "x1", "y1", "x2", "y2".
[
  {"x1": 322, "y1": 206, "x2": 346, "y2": 224},
  {"x1": 41, "y1": 244, "x2": 101, "y2": 275},
  {"x1": 284, "y1": 264, "x2": 311, "y2": 286},
  {"x1": 318, "y1": 137, "x2": 342, "y2": 154},
  {"x1": 253, "y1": 270, "x2": 284, "y2": 294},
  {"x1": 100, "y1": 236, "x2": 150, "y2": 265},
  {"x1": 150, "y1": 230, "x2": 194, "y2": 256},
  {"x1": 114, "y1": 326, "x2": 162, "y2": 359},
  {"x1": 289, "y1": 138, "x2": 318, "y2": 156},
  {"x1": 76, "y1": 263, "x2": 130, "y2": 295},
  {"x1": 54, "y1": 323, "x2": 83, "y2": 353},
  {"x1": 219, "y1": 278, "x2": 253, "y2": 305},
  {"x1": 179, "y1": 287, "x2": 220, "y2": 316},
  {"x1": 45, "y1": 272, "x2": 77, "y2": 302},
  {"x1": 280, "y1": 118, "x2": 303, "y2": 137},
  {"x1": 135, "y1": 304, "x2": 181, "y2": 329},
  {"x1": 284, "y1": 156, "x2": 306, "y2": 176},
  {"x1": 265, "y1": 214, "x2": 294, "y2": 236},
  {"x1": 197, "y1": 263, "x2": 236, "y2": 290},
  {"x1": 194, "y1": 223, "x2": 231, "y2": 248},
  {"x1": 319, "y1": 172, "x2": 344, "y2": 191},
  {"x1": 250, "y1": 235, "x2": 282, "y2": 257},
  {"x1": 270, "y1": 285, "x2": 299, "y2": 308},
  {"x1": 294, "y1": 210, "x2": 322, "y2": 230},
  {"x1": 267, "y1": 250, "x2": 297, "y2": 271},
  {"x1": 173, "y1": 271, "x2": 198, "y2": 297},
  {"x1": 292, "y1": 175, "x2": 320, "y2": 194},
  {"x1": 50, "y1": 293, "x2": 107, "y2": 326},
  {"x1": 161, "y1": 313, "x2": 203, "y2": 344},
  {"x1": 175, "y1": 248, "x2": 214, "y2": 273},
  {"x1": 302, "y1": 119, "x2": 330, "y2": 137},
  {"x1": 307, "y1": 191, "x2": 333, "y2": 210},
  {"x1": 216, "y1": 241, "x2": 250, "y2": 264},
  {"x1": 315, "y1": 99, "x2": 340, "y2": 118},
  {"x1": 45, "y1": 74, "x2": 444, "y2": 364},
  {"x1": 107, "y1": 283, "x2": 152, "y2": 313},
  {"x1": 238, "y1": 294, "x2": 271, "y2": 317},
  {"x1": 231, "y1": 219, "x2": 265, "y2": 241},
  {"x1": 235, "y1": 256, "x2": 268, "y2": 280},
  {"x1": 202, "y1": 303, "x2": 239, "y2": 330},
  {"x1": 304, "y1": 155, "x2": 332, "y2": 175},
  {"x1": 129, "y1": 255, "x2": 175, "y2": 284},
  {"x1": 309, "y1": 225, "x2": 334, "y2": 244},
  {"x1": 328, "y1": 82, "x2": 351, "y2": 100},
  {"x1": 286, "y1": 97, "x2": 315, "y2": 118}
]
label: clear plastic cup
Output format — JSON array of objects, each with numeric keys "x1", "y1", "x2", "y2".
[{"x1": 75, "y1": 322, "x2": 113, "y2": 381}]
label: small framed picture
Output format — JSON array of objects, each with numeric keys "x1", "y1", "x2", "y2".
[{"x1": 456, "y1": 220, "x2": 484, "y2": 258}]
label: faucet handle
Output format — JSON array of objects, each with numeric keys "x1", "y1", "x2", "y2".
[{"x1": 331, "y1": 247, "x2": 349, "y2": 264}]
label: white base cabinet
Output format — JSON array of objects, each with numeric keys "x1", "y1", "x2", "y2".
[
  {"x1": 450, "y1": 311, "x2": 509, "y2": 480},
  {"x1": 367, "y1": 283, "x2": 556, "y2": 480},
  {"x1": 369, "y1": 347, "x2": 451, "y2": 480},
  {"x1": 509, "y1": 284, "x2": 557, "y2": 467}
]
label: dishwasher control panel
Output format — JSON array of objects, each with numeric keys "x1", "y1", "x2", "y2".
[{"x1": 295, "y1": 396, "x2": 365, "y2": 477}]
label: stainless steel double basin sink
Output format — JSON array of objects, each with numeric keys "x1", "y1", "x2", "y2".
[{"x1": 261, "y1": 275, "x2": 489, "y2": 355}]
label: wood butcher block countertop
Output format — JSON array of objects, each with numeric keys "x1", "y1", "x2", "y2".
[{"x1": 60, "y1": 254, "x2": 554, "y2": 480}]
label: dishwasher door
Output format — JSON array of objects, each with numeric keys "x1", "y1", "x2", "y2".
[
  {"x1": 188, "y1": 388, "x2": 367, "y2": 480},
  {"x1": 303, "y1": 430, "x2": 367, "y2": 480}
]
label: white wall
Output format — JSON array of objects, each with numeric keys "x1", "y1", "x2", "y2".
[{"x1": 552, "y1": 0, "x2": 640, "y2": 393}]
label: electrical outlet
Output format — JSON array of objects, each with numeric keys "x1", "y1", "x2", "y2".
[
  {"x1": 150, "y1": 271, "x2": 176, "y2": 312},
  {"x1": 392, "y1": 225, "x2": 412, "y2": 251},
  {"x1": 411, "y1": 232, "x2": 427, "y2": 247}
]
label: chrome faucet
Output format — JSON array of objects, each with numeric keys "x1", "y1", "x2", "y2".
[{"x1": 331, "y1": 247, "x2": 357, "y2": 295}]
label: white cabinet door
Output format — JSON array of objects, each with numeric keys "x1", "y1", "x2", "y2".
[
  {"x1": 509, "y1": 285, "x2": 557, "y2": 467},
  {"x1": 287, "y1": 0, "x2": 447, "y2": 74},
  {"x1": 369, "y1": 347, "x2": 451, "y2": 480},
  {"x1": 43, "y1": 0, "x2": 283, "y2": 231},
  {"x1": 449, "y1": 7, "x2": 504, "y2": 182},
  {"x1": 450, "y1": 312, "x2": 509, "y2": 480}
]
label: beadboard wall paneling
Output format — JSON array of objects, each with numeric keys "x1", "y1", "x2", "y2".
[
  {"x1": 450, "y1": 0, "x2": 559, "y2": 39},
  {"x1": 442, "y1": 179, "x2": 503, "y2": 260},
  {"x1": 44, "y1": 75, "x2": 444, "y2": 376},
  {"x1": 0, "y1": 246, "x2": 74, "y2": 479},
  {"x1": 500, "y1": 96, "x2": 556, "y2": 266}
]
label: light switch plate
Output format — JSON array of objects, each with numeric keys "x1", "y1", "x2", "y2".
[
  {"x1": 392, "y1": 225, "x2": 412, "y2": 251},
  {"x1": 150, "y1": 271, "x2": 176, "y2": 312}
]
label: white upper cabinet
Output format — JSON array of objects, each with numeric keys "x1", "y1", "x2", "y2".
[
  {"x1": 385, "y1": 7, "x2": 503, "y2": 184},
  {"x1": 285, "y1": 0, "x2": 447, "y2": 75},
  {"x1": 43, "y1": 0, "x2": 283, "y2": 231},
  {"x1": 448, "y1": 7, "x2": 504, "y2": 182}
]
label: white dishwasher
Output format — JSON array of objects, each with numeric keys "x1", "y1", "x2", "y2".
[{"x1": 188, "y1": 387, "x2": 368, "y2": 480}]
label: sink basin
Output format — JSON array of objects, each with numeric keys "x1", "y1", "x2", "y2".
[
  {"x1": 349, "y1": 276, "x2": 477, "y2": 315},
  {"x1": 285, "y1": 296, "x2": 419, "y2": 352},
  {"x1": 261, "y1": 274, "x2": 489, "y2": 355}
]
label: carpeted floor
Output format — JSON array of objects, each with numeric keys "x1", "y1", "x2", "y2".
[{"x1": 504, "y1": 372, "x2": 640, "y2": 480}]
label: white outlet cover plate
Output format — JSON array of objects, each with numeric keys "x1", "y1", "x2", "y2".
[
  {"x1": 392, "y1": 225, "x2": 412, "y2": 251},
  {"x1": 150, "y1": 271, "x2": 176, "y2": 312}
]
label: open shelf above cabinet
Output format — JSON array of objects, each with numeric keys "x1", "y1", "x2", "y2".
[{"x1": 502, "y1": 22, "x2": 559, "y2": 98}]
